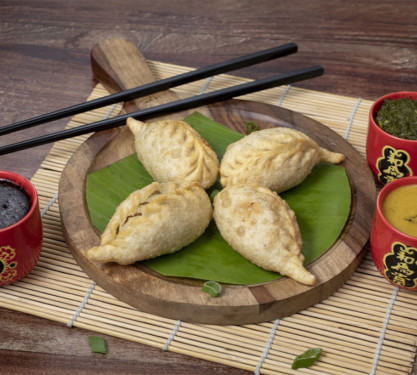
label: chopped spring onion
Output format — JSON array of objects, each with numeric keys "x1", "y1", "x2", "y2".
[
  {"x1": 88, "y1": 336, "x2": 107, "y2": 354},
  {"x1": 245, "y1": 121, "x2": 260, "y2": 133},
  {"x1": 291, "y1": 347, "x2": 322, "y2": 369},
  {"x1": 202, "y1": 280, "x2": 222, "y2": 297}
]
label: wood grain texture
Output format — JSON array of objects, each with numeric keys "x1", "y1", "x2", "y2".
[
  {"x1": 0, "y1": 308, "x2": 250, "y2": 375},
  {"x1": 0, "y1": 0, "x2": 416, "y2": 373},
  {"x1": 91, "y1": 38, "x2": 185, "y2": 115},
  {"x1": 1, "y1": 0, "x2": 416, "y2": 179}
]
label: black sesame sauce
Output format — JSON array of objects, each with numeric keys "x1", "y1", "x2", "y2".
[{"x1": 0, "y1": 179, "x2": 31, "y2": 229}]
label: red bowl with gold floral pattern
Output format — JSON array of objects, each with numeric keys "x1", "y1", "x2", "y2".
[
  {"x1": 0, "y1": 170, "x2": 42, "y2": 286},
  {"x1": 370, "y1": 176, "x2": 417, "y2": 290}
]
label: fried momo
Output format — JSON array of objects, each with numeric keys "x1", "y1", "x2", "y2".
[
  {"x1": 86, "y1": 181, "x2": 212, "y2": 265},
  {"x1": 220, "y1": 127, "x2": 345, "y2": 193},
  {"x1": 127, "y1": 118, "x2": 219, "y2": 189},
  {"x1": 213, "y1": 183, "x2": 316, "y2": 285}
]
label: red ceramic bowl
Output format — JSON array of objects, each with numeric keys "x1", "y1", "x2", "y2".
[
  {"x1": 366, "y1": 91, "x2": 417, "y2": 185},
  {"x1": 370, "y1": 176, "x2": 417, "y2": 290},
  {"x1": 0, "y1": 170, "x2": 42, "y2": 286}
]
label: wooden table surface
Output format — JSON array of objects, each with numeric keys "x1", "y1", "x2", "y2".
[{"x1": 1, "y1": 1, "x2": 416, "y2": 374}]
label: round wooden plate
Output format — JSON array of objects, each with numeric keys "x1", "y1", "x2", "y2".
[{"x1": 59, "y1": 99, "x2": 377, "y2": 325}]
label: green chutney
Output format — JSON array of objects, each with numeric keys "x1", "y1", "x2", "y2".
[{"x1": 375, "y1": 97, "x2": 417, "y2": 140}]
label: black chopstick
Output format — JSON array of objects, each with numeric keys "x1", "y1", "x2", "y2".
[
  {"x1": 0, "y1": 43, "x2": 298, "y2": 136},
  {"x1": 0, "y1": 65, "x2": 323, "y2": 155}
]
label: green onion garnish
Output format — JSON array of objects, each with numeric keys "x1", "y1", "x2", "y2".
[
  {"x1": 202, "y1": 280, "x2": 222, "y2": 297},
  {"x1": 245, "y1": 121, "x2": 260, "y2": 133},
  {"x1": 291, "y1": 347, "x2": 322, "y2": 369},
  {"x1": 88, "y1": 336, "x2": 107, "y2": 354}
]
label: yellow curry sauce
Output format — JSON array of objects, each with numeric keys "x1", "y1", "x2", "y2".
[{"x1": 382, "y1": 185, "x2": 417, "y2": 237}]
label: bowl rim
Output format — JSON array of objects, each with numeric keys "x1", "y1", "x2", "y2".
[
  {"x1": 0, "y1": 170, "x2": 39, "y2": 232},
  {"x1": 376, "y1": 175, "x2": 417, "y2": 241},
  {"x1": 369, "y1": 91, "x2": 417, "y2": 144}
]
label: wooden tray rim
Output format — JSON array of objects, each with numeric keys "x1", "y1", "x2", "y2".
[{"x1": 59, "y1": 99, "x2": 377, "y2": 325}]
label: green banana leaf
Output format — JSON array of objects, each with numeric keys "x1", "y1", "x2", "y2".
[{"x1": 86, "y1": 112, "x2": 351, "y2": 285}]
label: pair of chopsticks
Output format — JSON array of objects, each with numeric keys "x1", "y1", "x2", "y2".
[{"x1": 0, "y1": 43, "x2": 323, "y2": 155}]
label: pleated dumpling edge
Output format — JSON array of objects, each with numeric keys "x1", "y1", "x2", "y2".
[
  {"x1": 219, "y1": 127, "x2": 345, "y2": 193},
  {"x1": 86, "y1": 181, "x2": 213, "y2": 265},
  {"x1": 127, "y1": 117, "x2": 219, "y2": 189},
  {"x1": 213, "y1": 183, "x2": 316, "y2": 286}
]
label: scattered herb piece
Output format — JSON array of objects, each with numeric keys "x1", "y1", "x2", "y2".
[
  {"x1": 291, "y1": 347, "x2": 322, "y2": 369},
  {"x1": 88, "y1": 336, "x2": 107, "y2": 354},
  {"x1": 245, "y1": 121, "x2": 260, "y2": 133},
  {"x1": 405, "y1": 214, "x2": 417, "y2": 223},
  {"x1": 209, "y1": 189, "x2": 220, "y2": 202},
  {"x1": 202, "y1": 280, "x2": 222, "y2": 297}
]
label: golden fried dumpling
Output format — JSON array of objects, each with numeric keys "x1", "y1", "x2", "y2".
[
  {"x1": 127, "y1": 117, "x2": 219, "y2": 189},
  {"x1": 213, "y1": 183, "x2": 316, "y2": 285},
  {"x1": 220, "y1": 127, "x2": 345, "y2": 193},
  {"x1": 86, "y1": 181, "x2": 212, "y2": 265}
]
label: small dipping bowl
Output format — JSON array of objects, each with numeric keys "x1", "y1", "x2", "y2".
[
  {"x1": 366, "y1": 91, "x2": 417, "y2": 185},
  {"x1": 370, "y1": 176, "x2": 417, "y2": 290},
  {"x1": 0, "y1": 170, "x2": 42, "y2": 286}
]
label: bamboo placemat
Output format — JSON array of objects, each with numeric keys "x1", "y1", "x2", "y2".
[{"x1": 1, "y1": 61, "x2": 416, "y2": 375}]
